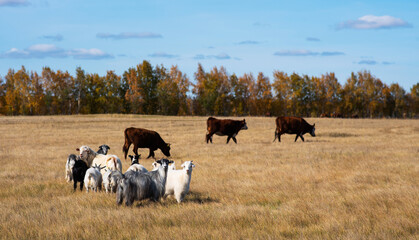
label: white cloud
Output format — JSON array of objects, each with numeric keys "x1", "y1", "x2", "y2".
[
  {"x1": 237, "y1": 40, "x2": 260, "y2": 45},
  {"x1": 148, "y1": 52, "x2": 179, "y2": 58},
  {"x1": 97, "y1": 32, "x2": 163, "y2": 40},
  {"x1": 274, "y1": 50, "x2": 344, "y2": 57},
  {"x1": 194, "y1": 53, "x2": 232, "y2": 60},
  {"x1": 337, "y1": 15, "x2": 410, "y2": 30},
  {"x1": 41, "y1": 34, "x2": 63, "y2": 41},
  {"x1": 0, "y1": 44, "x2": 113, "y2": 59},
  {"x1": 0, "y1": 0, "x2": 29, "y2": 7},
  {"x1": 69, "y1": 48, "x2": 113, "y2": 59}
]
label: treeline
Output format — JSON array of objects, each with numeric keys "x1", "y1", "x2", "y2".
[{"x1": 0, "y1": 60, "x2": 418, "y2": 118}]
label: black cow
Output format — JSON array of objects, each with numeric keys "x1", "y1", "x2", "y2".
[
  {"x1": 206, "y1": 117, "x2": 248, "y2": 144},
  {"x1": 123, "y1": 127, "x2": 171, "y2": 159},
  {"x1": 273, "y1": 116, "x2": 315, "y2": 142}
]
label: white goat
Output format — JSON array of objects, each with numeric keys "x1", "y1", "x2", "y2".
[
  {"x1": 102, "y1": 169, "x2": 112, "y2": 193},
  {"x1": 164, "y1": 161, "x2": 195, "y2": 203},
  {"x1": 65, "y1": 154, "x2": 77, "y2": 182},
  {"x1": 125, "y1": 154, "x2": 148, "y2": 173},
  {"x1": 76, "y1": 145, "x2": 122, "y2": 174},
  {"x1": 84, "y1": 164, "x2": 105, "y2": 193}
]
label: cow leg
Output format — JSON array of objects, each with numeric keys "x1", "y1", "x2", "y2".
[
  {"x1": 300, "y1": 135, "x2": 305, "y2": 142},
  {"x1": 232, "y1": 137, "x2": 237, "y2": 144},
  {"x1": 206, "y1": 133, "x2": 214, "y2": 144},
  {"x1": 226, "y1": 136, "x2": 231, "y2": 144},
  {"x1": 295, "y1": 134, "x2": 299, "y2": 142},
  {"x1": 147, "y1": 149, "x2": 155, "y2": 159},
  {"x1": 80, "y1": 181, "x2": 83, "y2": 191},
  {"x1": 278, "y1": 134, "x2": 281, "y2": 142},
  {"x1": 133, "y1": 146, "x2": 139, "y2": 156},
  {"x1": 73, "y1": 181, "x2": 77, "y2": 191},
  {"x1": 273, "y1": 131, "x2": 277, "y2": 142}
]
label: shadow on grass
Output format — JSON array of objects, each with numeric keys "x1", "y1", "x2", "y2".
[
  {"x1": 132, "y1": 191, "x2": 218, "y2": 207},
  {"x1": 183, "y1": 191, "x2": 218, "y2": 204},
  {"x1": 319, "y1": 132, "x2": 358, "y2": 138}
]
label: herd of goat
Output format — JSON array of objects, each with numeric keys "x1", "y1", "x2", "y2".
[
  {"x1": 65, "y1": 144, "x2": 195, "y2": 206},
  {"x1": 65, "y1": 116, "x2": 316, "y2": 207}
]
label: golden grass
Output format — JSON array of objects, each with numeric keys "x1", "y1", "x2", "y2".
[{"x1": 0, "y1": 115, "x2": 418, "y2": 239}]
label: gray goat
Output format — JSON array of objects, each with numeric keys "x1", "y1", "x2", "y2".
[{"x1": 117, "y1": 158, "x2": 173, "y2": 206}]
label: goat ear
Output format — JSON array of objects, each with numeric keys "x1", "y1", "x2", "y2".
[
  {"x1": 167, "y1": 143, "x2": 171, "y2": 147},
  {"x1": 76, "y1": 148, "x2": 80, "y2": 151},
  {"x1": 156, "y1": 160, "x2": 162, "y2": 164},
  {"x1": 107, "y1": 146, "x2": 111, "y2": 150},
  {"x1": 313, "y1": 123, "x2": 315, "y2": 127},
  {"x1": 169, "y1": 160, "x2": 174, "y2": 164},
  {"x1": 128, "y1": 155, "x2": 133, "y2": 159}
]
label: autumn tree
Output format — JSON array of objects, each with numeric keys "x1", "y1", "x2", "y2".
[
  {"x1": 42, "y1": 67, "x2": 74, "y2": 114},
  {"x1": 124, "y1": 60, "x2": 159, "y2": 114},
  {"x1": 253, "y1": 72, "x2": 272, "y2": 115},
  {"x1": 193, "y1": 64, "x2": 231, "y2": 115},
  {"x1": 157, "y1": 65, "x2": 190, "y2": 115},
  {"x1": 272, "y1": 71, "x2": 292, "y2": 116}
]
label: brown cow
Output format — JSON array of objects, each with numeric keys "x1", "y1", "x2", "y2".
[
  {"x1": 206, "y1": 117, "x2": 248, "y2": 144},
  {"x1": 123, "y1": 127, "x2": 171, "y2": 159},
  {"x1": 273, "y1": 117, "x2": 315, "y2": 142}
]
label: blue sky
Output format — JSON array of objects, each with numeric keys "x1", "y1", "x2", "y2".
[{"x1": 0, "y1": 0, "x2": 418, "y2": 90}]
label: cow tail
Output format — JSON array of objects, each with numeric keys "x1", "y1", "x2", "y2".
[{"x1": 123, "y1": 129, "x2": 131, "y2": 159}]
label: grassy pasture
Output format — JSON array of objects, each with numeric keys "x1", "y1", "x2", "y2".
[{"x1": 0, "y1": 115, "x2": 418, "y2": 239}]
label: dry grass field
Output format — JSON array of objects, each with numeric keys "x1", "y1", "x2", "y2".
[{"x1": 0, "y1": 115, "x2": 418, "y2": 239}]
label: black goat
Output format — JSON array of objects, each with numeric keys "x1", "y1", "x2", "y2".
[{"x1": 72, "y1": 159, "x2": 88, "y2": 191}]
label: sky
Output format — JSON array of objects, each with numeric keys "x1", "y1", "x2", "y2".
[{"x1": 0, "y1": 0, "x2": 418, "y2": 90}]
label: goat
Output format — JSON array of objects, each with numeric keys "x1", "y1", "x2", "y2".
[
  {"x1": 164, "y1": 161, "x2": 195, "y2": 203},
  {"x1": 125, "y1": 154, "x2": 148, "y2": 173},
  {"x1": 116, "y1": 158, "x2": 173, "y2": 206},
  {"x1": 76, "y1": 145, "x2": 122, "y2": 174},
  {"x1": 151, "y1": 161, "x2": 176, "y2": 171},
  {"x1": 84, "y1": 164, "x2": 105, "y2": 193},
  {"x1": 109, "y1": 170, "x2": 124, "y2": 193},
  {"x1": 72, "y1": 158, "x2": 88, "y2": 191},
  {"x1": 102, "y1": 169, "x2": 112, "y2": 193},
  {"x1": 65, "y1": 154, "x2": 77, "y2": 182},
  {"x1": 97, "y1": 144, "x2": 111, "y2": 155}
]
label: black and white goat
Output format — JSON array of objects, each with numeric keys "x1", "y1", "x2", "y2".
[
  {"x1": 117, "y1": 158, "x2": 173, "y2": 206},
  {"x1": 125, "y1": 154, "x2": 148, "y2": 173},
  {"x1": 97, "y1": 144, "x2": 110, "y2": 155},
  {"x1": 65, "y1": 154, "x2": 78, "y2": 182}
]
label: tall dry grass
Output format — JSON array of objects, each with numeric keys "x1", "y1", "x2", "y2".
[{"x1": 0, "y1": 115, "x2": 418, "y2": 239}]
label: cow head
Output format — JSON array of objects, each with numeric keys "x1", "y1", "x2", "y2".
[
  {"x1": 128, "y1": 154, "x2": 141, "y2": 165},
  {"x1": 310, "y1": 123, "x2": 316, "y2": 137},
  {"x1": 241, "y1": 119, "x2": 248, "y2": 130},
  {"x1": 161, "y1": 143, "x2": 171, "y2": 157}
]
